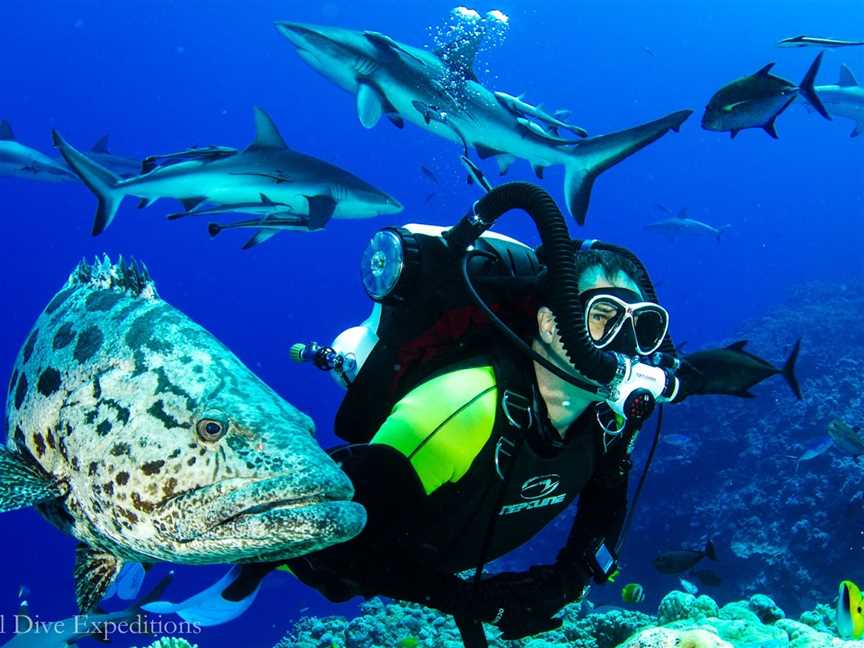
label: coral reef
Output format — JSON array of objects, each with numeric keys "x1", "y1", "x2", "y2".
[
  {"x1": 132, "y1": 638, "x2": 198, "y2": 648},
  {"x1": 276, "y1": 589, "x2": 863, "y2": 648}
]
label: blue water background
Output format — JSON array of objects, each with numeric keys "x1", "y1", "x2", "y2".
[{"x1": 0, "y1": 0, "x2": 862, "y2": 645}]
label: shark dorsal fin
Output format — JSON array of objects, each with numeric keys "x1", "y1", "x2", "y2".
[
  {"x1": 0, "y1": 120, "x2": 14, "y2": 141},
  {"x1": 838, "y1": 64, "x2": 859, "y2": 87},
  {"x1": 727, "y1": 340, "x2": 749, "y2": 351},
  {"x1": 90, "y1": 135, "x2": 110, "y2": 153},
  {"x1": 435, "y1": 38, "x2": 480, "y2": 82},
  {"x1": 754, "y1": 63, "x2": 775, "y2": 77},
  {"x1": 259, "y1": 193, "x2": 276, "y2": 206},
  {"x1": 677, "y1": 208, "x2": 689, "y2": 219},
  {"x1": 249, "y1": 107, "x2": 288, "y2": 150}
]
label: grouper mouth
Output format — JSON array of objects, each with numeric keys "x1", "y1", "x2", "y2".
[{"x1": 160, "y1": 475, "x2": 366, "y2": 550}]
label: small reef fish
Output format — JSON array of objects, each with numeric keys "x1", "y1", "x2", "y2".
[
  {"x1": 691, "y1": 569, "x2": 723, "y2": 587},
  {"x1": 838, "y1": 580, "x2": 864, "y2": 639},
  {"x1": 681, "y1": 339, "x2": 802, "y2": 400},
  {"x1": 777, "y1": 35, "x2": 864, "y2": 48},
  {"x1": 646, "y1": 206, "x2": 730, "y2": 241},
  {"x1": 679, "y1": 577, "x2": 699, "y2": 595},
  {"x1": 0, "y1": 120, "x2": 76, "y2": 183},
  {"x1": 702, "y1": 53, "x2": 829, "y2": 138},
  {"x1": 1, "y1": 574, "x2": 172, "y2": 648},
  {"x1": 653, "y1": 540, "x2": 717, "y2": 575},
  {"x1": 0, "y1": 256, "x2": 365, "y2": 612},
  {"x1": 827, "y1": 420, "x2": 864, "y2": 459},
  {"x1": 621, "y1": 583, "x2": 645, "y2": 604}
]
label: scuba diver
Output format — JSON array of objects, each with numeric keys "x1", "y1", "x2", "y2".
[{"x1": 144, "y1": 183, "x2": 799, "y2": 646}]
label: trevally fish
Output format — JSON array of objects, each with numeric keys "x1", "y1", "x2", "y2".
[
  {"x1": 777, "y1": 35, "x2": 864, "y2": 48},
  {"x1": 681, "y1": 339, "x2": 802, "y2": 400},
  {"x1": 52, "y1": 107, "x2": 403, "y2": 235},
  {"x1": 276, "y1": 21, "x2": 692, "y2": 225},
  {"x1": 827, "y1": 419, "x2": 864, "y2": 459},
  {"x1": 810, "y1": 65, "x2": 864, "y2": 137},
  {"x1": 0, "y1": 256, "x2": 365, "y2": 612},
  {"x1": 1, "y1": 574, "x2": 172, "y2": 648},
  {"x1": 646, "y1": 206, "x2": 730, "y2": 240},
  {"x1": 0, "y1": 121, "x2": 76, "y2": 183},
  {"x1": 653, "y1": 540, "x2": 716, "y2": 575},
  {"x1": 702, "y1": 53, "x2": 829, "y2": 138}
]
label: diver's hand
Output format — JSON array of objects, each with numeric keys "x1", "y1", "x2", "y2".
[{"x1": 468, "y1": 566, "x2": 585, "y2": 639}]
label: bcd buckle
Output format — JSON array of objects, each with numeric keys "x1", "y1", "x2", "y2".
[{"x1": 501, "y1": 390, "x2": 533, "y2": 430}]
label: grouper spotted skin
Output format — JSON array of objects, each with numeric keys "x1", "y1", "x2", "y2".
[{"x1": 0, "y1": 256, "x2": 365, "y2": 612}]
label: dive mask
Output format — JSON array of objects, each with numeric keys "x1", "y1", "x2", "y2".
[{"x1": 581, "y1": 287, "x2": 669, "y2": 356}]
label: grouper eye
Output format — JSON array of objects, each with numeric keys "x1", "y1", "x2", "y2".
[{"x1": 196, "y1": 412, "x2": 229, "y2": 442}]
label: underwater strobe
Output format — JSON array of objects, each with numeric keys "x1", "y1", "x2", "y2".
[{"x1": 289, "y1": 342, "x2": 357, "y2": 386}]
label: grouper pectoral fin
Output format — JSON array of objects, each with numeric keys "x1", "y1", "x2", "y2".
[
  {"x1": 0, "y1": 446, "x2": 67, "y2": 512},
  {"x1": 562, "y1": 109, "x2": 692, "y2": 225},
  {"x1": 356, "y1": 81, "x2": 385, "y2": 129},
  {"x1": 142, "y1": 565, "x2": 263, "y2": 626},
  {"x1": 74, "y1": 543, "x2": 125, "y2": 612}
]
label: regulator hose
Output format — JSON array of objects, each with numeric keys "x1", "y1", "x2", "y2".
[{"x1": 445, "y1": 182, "x2": 619, "y2": 385}]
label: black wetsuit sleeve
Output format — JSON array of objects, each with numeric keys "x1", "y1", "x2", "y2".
[
  {"x1": 288, "y1": 443, "x2": 469, "y2": 613},
  {"x1": 555, "y1": 440, "x2": 631, "y2": 580}
]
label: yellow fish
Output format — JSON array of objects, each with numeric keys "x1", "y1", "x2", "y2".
[
  {"x1": 621, "y1": 583, "x2": 645, "y2": 604},
  {"x1": 838, "y1": 580, "x2": 864, "y2": 639}
]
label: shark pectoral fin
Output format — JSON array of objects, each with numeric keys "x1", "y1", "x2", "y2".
[
  {"x1": 386, "y1": 113, "x2": 405, "y2": 129},
  {"x1": 142, "y1": 565, "x2": 264, "y2": 627},
  {"x1": 208, "y1": 222, "x2": 223, "y2": 238},
  {"x1": 496, "y1": 154, "x2": 516, "y2": 175},
  {"x1": 242, "y1": 229, "x2": 281, "y2": 250},
  {"x1": 180, "y1": 196, "x2": 206, "y2": 212},
  {"x1": 474, "y1": 143, "x2": 506, "y2": 159},
  {"x1": 0, "y1": 447, "x2": 66, "y2": 512},
  {"x1": 532, "y1": 163, "x2": 545, "y2": 179},
  {"x1": 74, "y1": 544, "x2": 124, "y2": 612},
  {"x1": 306, "y1": 194, "x2": 337, "y2": 228},
  {"x1": 248, "y1": 107, "x2": 289, "y2": 150},
  {"x1": 563, "y1": 163, "x2": 596, "y2": 226},
  {"x1": 356, "y1": 82, "x2": 385, "y2": 129}
]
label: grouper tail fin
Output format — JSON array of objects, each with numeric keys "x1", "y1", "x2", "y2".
[
  {"x1": 562, "y1": 109, "x2": 693, "y2": 224},
  {"x1": 52, "y1": 130, "x2": 124, "y2": 235},
  {"x1": 783, "y1": 338, "x2": 803, "y2": 400},
  {"x1": 799, "y1": 51, "x2": 831, "y2": 121}
]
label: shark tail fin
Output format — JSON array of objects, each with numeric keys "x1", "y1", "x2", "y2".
[
  {"x1": 799, "y1": 52, "x2": 831, "y2": 121},
  {"x1": 52, "y1": 130, "x2": 125, "y2": 235},
  {"x1": 782, "y1": 338, "x2": 802, "y2": 400},
  {"x1": 561, "y1": 109, "x2": 693, "y2": 224},
  {"x1": 716, "y1": 224, "x2": 732, "y2": 242}
]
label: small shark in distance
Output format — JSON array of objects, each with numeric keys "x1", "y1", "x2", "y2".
[
  {"x1": 52, "y1": 107, "x2": 402, "y2": 235},
  {"x1": 276, "y1": 21, "x2": 692, "y2": 225},
  {"x1": 646, "y1": 205, "x2": 730, "y2": 240},
  {"x1": 777, "y1": 35, "x2": 864, "y2": 48},
  {"x1": 0, "y1": 120, "x2": 76, "y2": 183},
  {"x1": 810, "y1": 64, "x2": 864, "y2": 137}
]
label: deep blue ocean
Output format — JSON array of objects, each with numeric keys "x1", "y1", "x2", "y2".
[{"x1": 1, "y1": 1, "x2": 862, "y2": 646}]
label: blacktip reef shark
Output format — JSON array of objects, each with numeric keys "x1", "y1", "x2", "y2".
[
  {"x1": 0, "y1": 121, "x2": 76, "y2": 183},
  {"x1": 276, "y1": 21, "x2": 692, "y2": 225},
  {"x1": 0, "y1": 255, "x2": 365, "y2": 613},
  {"x1": 777, "y1": 34, "x2": 864, "y2": 48},
  {"x1": 52, "y1": 107, "x2": 402, "y2": 235},
  {"x1": 810, "y1": 64, "x2": 864, "y2": 137}
]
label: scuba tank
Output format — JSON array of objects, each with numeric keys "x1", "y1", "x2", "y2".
[{"x1": 292, "y1": 183, "x2": 685, "y2": 442}]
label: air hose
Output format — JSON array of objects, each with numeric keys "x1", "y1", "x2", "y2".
[{"x1": 445, "y1": 182, "x2": 619, "y2": 386}]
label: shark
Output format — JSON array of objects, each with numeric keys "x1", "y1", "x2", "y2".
[
  {"x1": 777, "y1": 35, "x2": 864, "y2": 48},
  {"x1": 0, "y1": 256, "x2": 366, "y2": 612},
  {"x1": 812, "y1": 64, "x2": 864, "y2": 137},
  {"x1": 52, "y1": 107, "x2": 403, "y2": 235},
  {"x1": 86, "y1": 135, "x2": 142, "y2": 178},
  {"x1": 0, "y1": 121, "x2": 76, "y2": 183},
  {"x1": 646, "y1": 205, "x2": 730, "y2": 240},
  {"x1": 275, "y1": 21, "x2": 692, "y2": 225}
]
